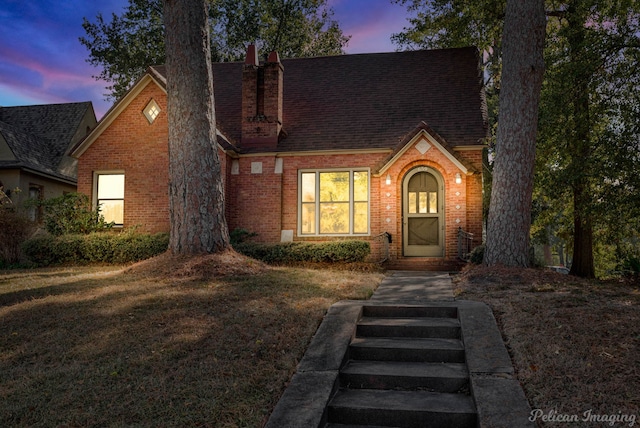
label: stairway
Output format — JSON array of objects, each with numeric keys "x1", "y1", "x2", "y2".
[
  {"x1": 325, "y1": 305, "x2": 477, "y2": 428},
  {"x1": 383, "y1": 258, "x2": 465, "y2": 272}
]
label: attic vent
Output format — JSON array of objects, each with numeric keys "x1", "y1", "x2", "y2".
[{"x1": 143, "y1": 99, "x2": 161, "y2": 124}]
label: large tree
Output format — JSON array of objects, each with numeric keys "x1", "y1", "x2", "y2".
[
  {"x1": 81, "y1": 0, "x2": 350, "y2": 101},
  {"x1": 483, "y1": 0, "x2": 546, "y2": 267},
  {"x1": 163, "y1": 0, "x2": 229, "y2": 254},
  {"x1": 393, "y1": 0, "x2": 640, "y2": 276}
]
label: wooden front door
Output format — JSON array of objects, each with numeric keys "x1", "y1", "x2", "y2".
[{"x1": 402, "y1": 167, "x2": 444, "y2": 257}]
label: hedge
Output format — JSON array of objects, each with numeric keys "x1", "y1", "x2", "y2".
[
  {"x1": 234, "y1": 240, "x2": 370, "y2": 264},
  {"x1": 22, "y1": 232, "x2": 169, "y2": 266}
]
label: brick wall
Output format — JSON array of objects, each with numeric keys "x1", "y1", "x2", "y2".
[
  {"x1": 240, "y1": 52, "x2": 283, "y2": 150},
  {"x1": 226, "y1": 156, "x2": 283, "y2": 242},
  {"x1": 78, "y1": 84, "x2": 170, "y2": 233},
  {"x1": 77, "y1": 83, "x2": 484, "y2": 262},
  {"x1": 78, "y1": 83, "x2": 227, "y2": 234},
  {"x1": 376, "y1": 136, "x2": 484, "y2": 261}
]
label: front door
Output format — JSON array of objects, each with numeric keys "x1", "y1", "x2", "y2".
[{"x1": 402, "y1": 167, "x2": 444, "y2": 257}]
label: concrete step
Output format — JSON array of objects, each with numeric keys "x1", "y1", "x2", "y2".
[
  {"x1": 340, "y1": 360, "x2": 469, "y2": 393},
  {"x1": 327, "y1": 388, "x2": 477, "y2": 428},
  {"x1": 362, "y1": 305, "x2": 457, "y2": 319},
  {"x1": 325, "y1": 424, "x2": 394, "y2": 428},
  {"x1": 325, "y1": 424, "x2": 393, "y2": 428},
  {"x1": 384, "y1": 258, "x2": 465, "y2": 271},
  {"x1": 349, "y1": 337, "x2": 465, "y2": 363},
  {"x1": 356, "y1": 317, "x2": 461, "y2": 339}
]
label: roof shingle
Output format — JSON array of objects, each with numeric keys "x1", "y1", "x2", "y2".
[
  {"x1": 153, "y1": 47, "x2": 488, "y2": 153},
  {"x1": 0, "y1": 102, "x2": 95, "y2": 180}
]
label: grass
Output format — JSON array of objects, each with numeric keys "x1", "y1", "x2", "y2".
[
  {"x1": 454, "y1": 265, "x2": 640, "y2": 425},
  {"x1": 0, "y1": 252, "x2": 383, "y2": 427},
  {"x1": 3, "y1": 254, "x2": 638, "y2": 427}
]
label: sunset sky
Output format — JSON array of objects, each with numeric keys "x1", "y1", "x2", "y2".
[{"x1": 0, "y1": 0, "x2": 411, "y2": 118}]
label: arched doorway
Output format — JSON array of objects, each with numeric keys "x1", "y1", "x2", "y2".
[{"x1": 402, "y1": 167, "x2": 445, "y2": 257}]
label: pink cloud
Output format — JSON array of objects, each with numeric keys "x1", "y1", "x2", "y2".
[{"x1": 328, "y1": 0, "x2": 408, "y2": 54}]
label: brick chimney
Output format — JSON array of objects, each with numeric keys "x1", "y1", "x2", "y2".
[{"x1": 241, "y1": 45, "x2": 283, "y2": 150}]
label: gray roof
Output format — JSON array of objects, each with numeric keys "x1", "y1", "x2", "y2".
[{"x1": 0, "y1": 102, "x2": 95, "y2": 181}]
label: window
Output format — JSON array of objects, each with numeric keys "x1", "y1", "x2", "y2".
[
  {"x1": 143, "y1": 99, "x2": 161, "y2": 124},
  {"x1": 96, "y1": 173, "x2": 124, "y2": 225},
  {"x1": 299, "y1": 170, "x2": 369, "y2": 235},
  {"x1": 27, "y1": 185, "x2": 43, "y2": 222},
  {"x1": 407, "y1": 172, "x2": 439, "y2": 214}
]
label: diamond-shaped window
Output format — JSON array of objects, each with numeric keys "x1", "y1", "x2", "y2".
[
  {"x1": 143, "y1": 99, "x2": 161, "y2": 124},
  {"x1": 415, "y1": 139, "x2": 431, "y2": 154}
]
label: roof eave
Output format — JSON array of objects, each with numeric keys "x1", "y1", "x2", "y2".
[
  {"x1": 70, "y1": 72, "x2": 167, "y2": 159},
  {"x1": 376, "y1": 123, "x2": 475, "y2": 176}
]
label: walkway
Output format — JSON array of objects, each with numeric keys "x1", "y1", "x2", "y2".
[{"x1": 265, "y1": 271, "x2": 534, "y2": 428}]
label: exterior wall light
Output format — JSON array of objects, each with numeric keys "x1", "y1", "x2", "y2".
[
  {"x1": 455, "y1": 173, "x2": 462, "y2": 184},
  {"x1": 386, "y1": 174, "x2": 392, "y2": 185}
]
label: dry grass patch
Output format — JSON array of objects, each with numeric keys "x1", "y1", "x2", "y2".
[
  {"x1": 0, "y1": 252, "x2": 383, "y2": 427},
  {"x1": 454, "y1": 265, "x2": 639, "y2": 424}
]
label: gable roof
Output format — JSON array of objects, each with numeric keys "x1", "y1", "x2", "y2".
[
  {"x1": 74, "y1": 47, "x2": 488, "y2": 158},
  {"x1": 0, "y1": 102, "x2": 96, "y2": 182},
  {"x1": 153, "y1": 47, "x2": 488, "y2": 153},
  {"x1": 376, "y1": 121, "x2": 478, "y2": 175}
]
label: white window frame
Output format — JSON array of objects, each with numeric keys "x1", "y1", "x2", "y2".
[
  {"x1": 93, "y1": 171, "x2": 125, "y2": 226},
  {"x1": 298, "y1": 168, "x2": 370, "y2": 237}
]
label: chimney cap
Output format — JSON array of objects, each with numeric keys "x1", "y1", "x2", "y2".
[
  {"x1": 267, "y1": 51, "x2": 281, "y2": 64},
  {"x1": 245, "y1": 44, "x2": 259, "y2": 66}
]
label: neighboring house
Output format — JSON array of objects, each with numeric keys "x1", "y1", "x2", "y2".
[
  {"x1": 0, "y1": 102, "x2": 97, "y2": 220},
  {"x1": 71, "y1": 46, "x2": 488, "y2": 269}
]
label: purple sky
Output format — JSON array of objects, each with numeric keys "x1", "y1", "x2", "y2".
[{"x1": 0, "y1": 0, "x2": 410, "y2": 118}]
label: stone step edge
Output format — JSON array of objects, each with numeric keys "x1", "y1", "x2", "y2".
[{"x1": 265, "y1": 300, "x2": 534, "y2": 428}]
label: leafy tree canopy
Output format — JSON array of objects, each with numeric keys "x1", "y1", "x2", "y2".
[
  {"x1": 393, "y1": 0, "x2": 640, "y2": 276},
  {"x1": 81, "y1": 0, "x2": 350, "y2": 101}
]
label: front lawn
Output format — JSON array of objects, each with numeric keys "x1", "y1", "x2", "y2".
[
  {"x1": 454, "y1": 265, "x2": 640, "y2": 425},
  {"x1": 0, "y1": 252, "x2": 383, "y2": 427}
]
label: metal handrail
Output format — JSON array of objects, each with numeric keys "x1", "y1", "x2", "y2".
[
  {"x1": 373, "y1": 232, "x2": 391, "y2": 263},
  {"x1": 457, "y1": 227, "x2": 474, "y2": 261}
]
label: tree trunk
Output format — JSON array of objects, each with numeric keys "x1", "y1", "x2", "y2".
[
  {"x1": 566, "y1": 7, "x2": 595, "y2": 278},
  {"x1": 163, "y1": 0, "x2": 230, "y2": 254},
  {"x1": 571, "y1": 193, "x2": 595, "y2": 277},
  {"x1": 484, "y1": 0, "x2": 546, "y2": 267}
]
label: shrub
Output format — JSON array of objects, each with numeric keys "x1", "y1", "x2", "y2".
[
  {"x1": 110, "y1": 232, "x2": 170, "y2": 264},
  {"x1": 234, "y1": 240, "x2": 370, "y2": 264},
  {"x1": 230, "y1": 228, "x2": 258, "y2": 245},
  {"x1": 468, "y1": 245, "x2": 485, "y2": 264},
  {"x1": 40, "y1": 193, "x2": 113, "y2": 236},
  {"x1": 22, "y1": 232, "x2": 169, "y2": 266},
  {"x1": 0, "y1": 207, "x2": 36, "y2": 266}
]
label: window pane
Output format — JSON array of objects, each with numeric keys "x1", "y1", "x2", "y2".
[
  {"x1": 354, "y1": 171, "x2": 368, "y2": 201},
  {"x1": 429, "y1": 191, "x2": 438, "y2": 213},
  {"x1": 301, "y1": 203, "x2": 315, "y2": 234},
  {"x1": 301, "y1": 173, "x2": 316, "y2": 202},
  {"x1": 99, "y1": 200, "x2": 124, "y2": 224},
  {"x1": 320, "y1": 202, "x2": 349, "y2": 234},
  {"x1": 97, "y1": 174, "x2": 124, "y2": 199},
  {"x1": 419, "y1": 192, "x2": 427, "y2": 213},
  {"x1": 320, "y1": 172, "x2": 349, "y2": 202},
  {"x1": 409, "y1": 192, "x2": 417, "y2": 214},
  {"x1": 354, "y1": 202, "x2": 368, "y2": 234}
]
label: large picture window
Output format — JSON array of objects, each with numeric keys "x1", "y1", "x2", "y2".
[
  {"x1": 96, "y1": 173, "x2": 124, "y2": 225},
  {"x1": 300, "y1": 169, "x2": 369, "y2": 235}
]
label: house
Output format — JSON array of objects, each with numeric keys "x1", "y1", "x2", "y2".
[
  {"x1": 71, "y1": 46, "x2": 488, "y2": 269},
  {"x1": 0, "y1": 102, "x2": 97, "y2": 219}
]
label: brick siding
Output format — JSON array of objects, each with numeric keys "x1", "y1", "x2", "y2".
[{"x1": 77, "y1": 82, "x2": 484, "y2": 263}]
